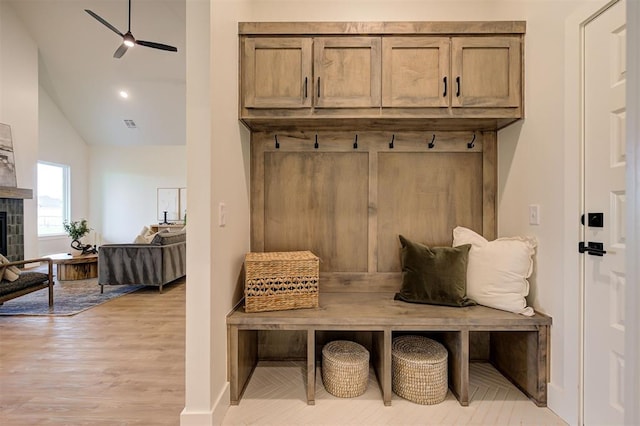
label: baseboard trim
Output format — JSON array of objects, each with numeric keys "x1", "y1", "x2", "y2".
[
  {"x1": 547, "y1": 382, "x2": 575, "y2": 425},
  {"x1": 180, "y1": 409, "x2": 213, "y2": 426},
  {"x1": 213, "y1": 382, "x2": 230, "y2": 425},
  {"x1": 180, "y1": 383, "x2": 230, "y2": 426}
]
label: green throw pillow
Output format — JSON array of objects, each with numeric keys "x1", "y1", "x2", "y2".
[{"x1": 394, "y1": 235, "x2": 476, "y2": 307}]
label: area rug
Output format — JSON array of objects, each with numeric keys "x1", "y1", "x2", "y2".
[{"x1": 0, "y1": 277, "x2": 145, "y2": 316}]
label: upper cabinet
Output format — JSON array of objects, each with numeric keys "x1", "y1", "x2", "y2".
[
  {"x1": 314, "y1": 37, "x2": 381, "y2": 109},
  {"x1": 242, "y1": 37, "x2": 312, "y2": 109},
  {"x1": 381, "y1": 37, "x2": 450, "y2": 108},
  {"x1": 381, "y1": 36, "x2": 521, "y2": 110},
  {"x1": 243, "y1": 36, "x2": 381, "y2": 111},
  {"x1": 450, "y1": 37, "x2": 521, "y2": 108},
  {"x1": 239, "y1": 22, "x2": 525, "y2": 131}
]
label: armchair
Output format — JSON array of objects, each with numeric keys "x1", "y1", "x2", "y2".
[{"x1": 0, "y1": 258, "x2": 55, "y2": 307}]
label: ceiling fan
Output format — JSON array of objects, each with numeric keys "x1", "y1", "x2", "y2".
[{"x1": 85, "y1": 0, "x2": 178, "y2": 59}]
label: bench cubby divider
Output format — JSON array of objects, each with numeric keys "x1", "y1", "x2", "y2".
[{"x1": 227, "y1": 292, "x2": 551, "y2": 407}]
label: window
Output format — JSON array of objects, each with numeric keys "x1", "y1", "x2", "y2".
[{"x1": 37, "y1": 162, "x2": 70, "y2": 236}]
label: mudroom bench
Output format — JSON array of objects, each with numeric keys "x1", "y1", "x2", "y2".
[{"x1": 227, "y1": 292, "x2": 551, "y2": 407}]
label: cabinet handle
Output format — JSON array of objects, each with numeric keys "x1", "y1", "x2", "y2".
[
  {"x1": 304, "y1": 77, "x2": 308, "y2": 98},
  {"x1": 456, "y1": 76, "x2": 461, "y2": 97},
  {"x1": 317, "y1": 77, "x2": 321, "y2": 98},
  {"x1": 443, "y1": 77, "x2": 447, "y2": 97}
]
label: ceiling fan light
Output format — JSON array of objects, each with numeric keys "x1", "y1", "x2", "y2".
[{"x1": 123, "y1": 33, "x2": 135, "y2": 47}]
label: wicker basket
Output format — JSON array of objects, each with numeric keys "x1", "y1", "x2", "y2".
[
  {"x1": 322, "y1": 340, "x2": 370, "y2": 398},
  {"x1": 392, "y1": 335, "x2": 448, "y2": 405},
  {"x1": 244, "y1": 251, "x2": 319, "y2": 313}
]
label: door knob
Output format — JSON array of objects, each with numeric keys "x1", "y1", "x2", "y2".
[{"x1": 578, "y1": 241, "x2": 607, "y2": 256}]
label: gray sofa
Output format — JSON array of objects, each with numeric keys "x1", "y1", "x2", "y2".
[{"x1": 98, "y1": 230, "x2": 186, "y2": 293}]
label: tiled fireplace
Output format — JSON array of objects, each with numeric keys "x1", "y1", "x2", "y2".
[{"x1": 0, "y1": 187, "x2": 32, "y2": 262}]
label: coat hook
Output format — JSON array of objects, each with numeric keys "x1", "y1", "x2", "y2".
[
  {"x1": 274, "y1": 134, "x2": 280, "y2": 149},
  {"x1": 314, "y1": 134, "x2": 319, "y2": 149},
  {"x1": 428, "y1": 134, "x2": 436, "y2": 149},
  {"x1": 353, "y1": 134, "x2": 358, "y2": 149},
  {"x1": 467, "y1": 133, "x2": 476, "y2": 149},
  {"x1": 389, "y1": 134, "x2": 395, "y2": 149}
]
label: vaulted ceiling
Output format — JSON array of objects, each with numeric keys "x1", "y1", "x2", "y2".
[{"x1": 7, "y1": 0, "x2": 186, "y2": 146}]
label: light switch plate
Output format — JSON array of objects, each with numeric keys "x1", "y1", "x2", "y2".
[
  {"x1": 529, "y1": 204, "x2": 540, "y2": 225},
  {"x1": 219, "y1": 202, "x2": 226, "y2": 227}
]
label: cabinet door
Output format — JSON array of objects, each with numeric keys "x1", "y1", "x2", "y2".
[
  {"x1": 451, "y1": 36, "x2": 521, "y2": 108},
  {"x1": 382, "y1": 37, "x2": 450, "y2": 107},
  {"x1": 314, "y1": 37, "x2": 381, "y2": 108},
  {"x1": 243, "y1": 37, "x2": 313, "y2": 109}
]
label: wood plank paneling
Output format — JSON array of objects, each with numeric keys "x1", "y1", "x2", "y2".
[
  {"x1": 252, "y1": 130, "x2": 492, "y2": 288},
  {"x1": 259, "y1": 330, "x2": 307, "y2": 360},
  {"x1": 377, "y1": 151, "x2": 483, "y2": 272},
  {"x1": 264, "y1": 151, "x2": 369, "y2": 272},
  {"x1": 482, "y1": 131, "x2": 498, "y2": 240},
  {"x1": 490, "y1": 330, "x2": 548, "y2": 406}
]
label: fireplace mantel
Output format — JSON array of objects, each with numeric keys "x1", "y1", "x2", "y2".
[{"x1": 0, "y1": 187, "x2": 33, "y2": 199}]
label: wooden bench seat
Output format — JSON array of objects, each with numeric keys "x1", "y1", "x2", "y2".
[{"x1": 227, "y1": 292, "x2": 552, "y2": 407}]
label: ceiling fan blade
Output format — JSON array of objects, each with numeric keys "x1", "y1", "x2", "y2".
[
  {"x1": 136, "y1": 40, "x2": 178, "y2": 52},
  {"x1": 113, "y1": 43, "x2": 129, "y2": 59},
  {"x1": 85, "y1": 9, "x2": 124, "y2": 37}
]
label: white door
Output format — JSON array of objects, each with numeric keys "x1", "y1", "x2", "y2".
[{"x1": 583, "y1": 1, "x2": 627, "y2": 424}]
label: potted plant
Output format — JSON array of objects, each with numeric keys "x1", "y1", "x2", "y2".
[{"x1": 63, "y1": 219, "x2": 96, "y2": 256}]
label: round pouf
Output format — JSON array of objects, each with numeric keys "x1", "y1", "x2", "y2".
[
  {"x1": 322, "y1": 340, "x2": 370, "y2": 398},
  {"x1": 392, "y1": 335, "x2": 448, "y2": 404}
]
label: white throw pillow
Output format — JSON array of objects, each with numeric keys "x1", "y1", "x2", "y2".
[
  {"x1": 133, "y1": 226, "x2": 158, "y2": 244},
  {"x1": 0, "y1": 253, "x2": 20, "y2": 282},
  {"x1": 452, "y1": 226, "x2": 535, "y2": 316}
]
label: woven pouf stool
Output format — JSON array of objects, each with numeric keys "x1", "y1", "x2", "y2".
[
  {"x1": 392, "y1": 335, "x2": 448, "y2": 404},
  {"x1": 322, "y1": 340, "x2": 370, "y2": 398}
]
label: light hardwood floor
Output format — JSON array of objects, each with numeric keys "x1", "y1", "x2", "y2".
[
  {"x1": 1, "y1": 279, "x2": 566, "y2": 425},
  {"x1": 0, "y1": 279, "x2": 186, "y2": 425}
]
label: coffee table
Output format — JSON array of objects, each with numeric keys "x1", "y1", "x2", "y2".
[{"x1": 45, "y1": 253, "x2": 99, "y2": 281}]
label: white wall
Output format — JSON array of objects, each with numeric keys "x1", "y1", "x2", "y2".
[
  {"x1": 38, "y1": 86, "x2": 90, "y2": 256},
  {"x1": 182, "y1": 2, "x2": 214, "y2": 423},
  {"x1": 89, "y1": 144, "x2": 186, "y2": 245},
  {"x1": 0, "y1": 1, "x2": 39, "y2": 259},
  {"x1": 183, "y1": 1, "x2": 596, "y2": 424},
  {"x1": 182, "y1": 0, "x2": 251, "y2": 424},
  {"x1": 1, "y1": 3, "x2": 186, "y2": 256}
]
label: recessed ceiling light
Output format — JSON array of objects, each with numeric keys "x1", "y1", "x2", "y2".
[
  {"x1": 119, "y1": 91, "x2": 129, "y2": 99},
  {"x1": 124, "y1": 119, "x2": 137, "y2": 129}
]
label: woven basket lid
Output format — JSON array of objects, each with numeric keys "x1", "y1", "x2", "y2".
[
  {"x1": 392, "y1": 335, "x2": 447, "y2": 364},
  {"x1": 323, "y1": 340, "x2": 369, "y2": 364}
]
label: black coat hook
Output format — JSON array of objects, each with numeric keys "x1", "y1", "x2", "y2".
[
  {"x1": 467, "y1": 133, "x2": 476, "y2": 149},
  {"x1": 314, "y1": 134, "x2": 319, "y2": 149},
  {"x1": 353, "y1": 134, "x2": 358, "y2": 149},
  {"x1": 389, "y1": 134, "x2": 395, "y2": 149},
  {"x1": 274, "y1": 134, "x2": 280, "y2": 149},
  {"x1": 428, "y1": 134, "x2": 436, "y2": 149}
]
